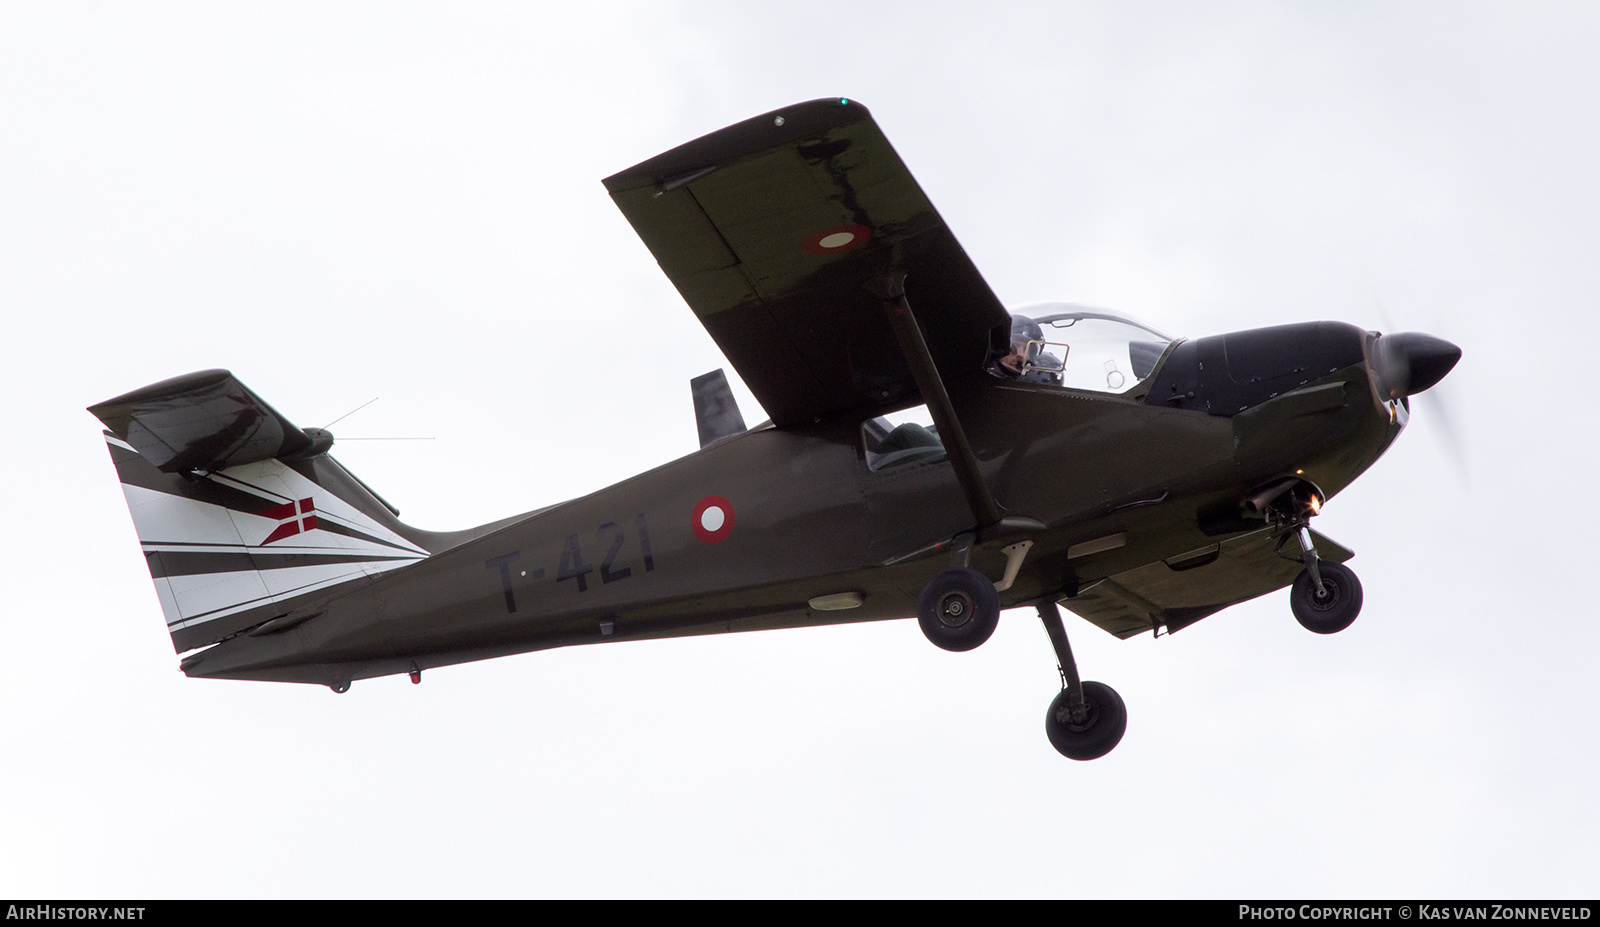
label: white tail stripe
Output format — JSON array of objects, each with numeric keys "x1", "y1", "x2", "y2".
[
  {"x1": 163, "y1": 558, "x2": 420, "y2": 632},
  {"x1": 209, "y1": 462, "x2": 426, "y2": 555},
  {"x1": 164, "y1": 569, "x2": 273, "y2": 627},
  {"x1": 151, "y1": 575, "x2": 181, "y2": 630},
  {"x1": 123, "y1": 484, "x2": 251, "y2": 549},
  {"x1": 124, "y1": 485, "x2": 417, "y2": 561},
  {"x1": 122, "y1": 481, "x2": 424, "y2": 560}
]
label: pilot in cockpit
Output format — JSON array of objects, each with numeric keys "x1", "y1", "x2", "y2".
[{"x1": 992, "y1": 315, "x2": 1064, "y2": 385}]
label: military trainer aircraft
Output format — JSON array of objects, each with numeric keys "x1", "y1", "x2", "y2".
[{"x1": 90, "y1": 98, "x2": 1459, "y2": 759}]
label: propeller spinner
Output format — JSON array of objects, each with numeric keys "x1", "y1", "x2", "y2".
[{"x1": 1370, "y1": 332, "x2": 1462, "y2": 400}]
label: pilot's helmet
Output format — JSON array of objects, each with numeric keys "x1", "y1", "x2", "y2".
[{"x1": 1010, "y1": 315, "x2": 1044, "y2": 358}]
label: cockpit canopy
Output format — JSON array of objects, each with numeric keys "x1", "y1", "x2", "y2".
[
  {"x1": 864, "y1": 303, "x2": 1179, "y2": 471},
  {"x1": 998, "y1": 302, "x2": 1177, "y2": 394}
]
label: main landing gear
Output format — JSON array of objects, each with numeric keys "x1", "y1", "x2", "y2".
[
  {"x1": 916, "y1": 567, "x2": 1001, "y2": 652},
  {"x1": 912, "y1": 555, "x2": 1127, "y2": 760},
  {"x1": 1038, "y1": 600, "x2": 1126, "y2": 760}
]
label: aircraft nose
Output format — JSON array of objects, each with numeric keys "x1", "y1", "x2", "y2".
[{"x1": 1370, "y1": 332, "x2": 1462, "y2": 400}]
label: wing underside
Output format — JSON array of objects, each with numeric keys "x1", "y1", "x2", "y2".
[
  {"x1": 1065, "y1": 528, "x2": 1355, "y2": 638},
  {"x1": 605, "y1": 98, "x2": 1011, "y2": 427}
]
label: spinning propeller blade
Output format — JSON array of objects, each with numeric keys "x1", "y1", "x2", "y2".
[{"x1": 1360, "y1": 318, "x2": 1466, "y2": 480}]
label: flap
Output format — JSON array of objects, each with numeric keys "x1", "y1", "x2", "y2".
[{"x1": 605, "y1": 98, "x2": 1011, "y2": 427}]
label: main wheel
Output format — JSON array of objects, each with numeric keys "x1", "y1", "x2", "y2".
[
  {"x1": 916, "y1": 567, "x2": 1001, "y2": 652},
  {"x1": 1045, "y1": 681, "x2": 1127, "y2": 760},
  {"x1": 1291, "y1": 561, "x2": 1363, "y2": 634}
]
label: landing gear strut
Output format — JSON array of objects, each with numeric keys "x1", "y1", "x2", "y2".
[
  {"x1": 1037, "y1": 600, "x2": 1126, "y2": 760},
  {"x1": 909, "y1": 533, "x2": 1124, "y2": 758},
  {"x1": 1271, "y1": 489, "x2": 1364, "y2": 635}
]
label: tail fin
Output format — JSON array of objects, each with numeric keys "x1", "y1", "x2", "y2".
[{"x1": 92, "y1": 371, "x2": 431, "y2": 653}]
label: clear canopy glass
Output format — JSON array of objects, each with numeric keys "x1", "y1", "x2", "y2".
[{"x1": 1001, "y1": 302, "x2": 1177, "y2": 394}]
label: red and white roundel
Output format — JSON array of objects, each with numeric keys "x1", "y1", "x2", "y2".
[
  {"x1": 802, "y1": 224, "x2": 871, "y2": 256},
  {"x1": 691, "y1": 495, "x2": 735, "y2": 544}
]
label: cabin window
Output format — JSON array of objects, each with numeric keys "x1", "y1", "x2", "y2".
[{"x1": 862, "y1": 405, "x2": 945, "y2": 471}]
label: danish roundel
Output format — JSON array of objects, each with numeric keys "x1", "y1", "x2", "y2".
[
  {"x1": 801, "y1": 224, "x2": 871, "y2": 256},
  {"x1": 692, "y1": 495, "x2": 735, "y2": 544}
]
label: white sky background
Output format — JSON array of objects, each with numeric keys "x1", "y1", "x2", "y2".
[{"x1": 2, "y1": 1, "x2": 1596, "y2": 898}]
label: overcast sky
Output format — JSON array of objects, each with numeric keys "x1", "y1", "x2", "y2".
[{"x1": 3, "y1": 2, "x2": 1597, "y2": 898}]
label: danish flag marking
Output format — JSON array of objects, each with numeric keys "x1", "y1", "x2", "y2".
[{"x1": 260, "y1": 497, "x2": 318, "y2": 545}]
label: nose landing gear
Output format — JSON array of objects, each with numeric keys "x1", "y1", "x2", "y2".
[
  {"x1": 1290, "y1": 559, "x2": 1363, "y2": 634},
  {"x1": 1270, "y1": 483, "x2": 1364, "y2": 635}
]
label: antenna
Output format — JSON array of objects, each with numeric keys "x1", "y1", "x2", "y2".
[
  {"x1": 319, "y1": 397, "x2": 435, "y2": 442},
  {"x1": 323, "y1": 397, "x2": 379, "y2": 430}
]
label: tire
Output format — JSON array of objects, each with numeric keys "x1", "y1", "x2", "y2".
[
  {"x1": 1045, "y1": 681, "x2": 1127, "y2": 760},
  {"x1": 915, "y1": 567, "x2": 1001, "y2": 652},
  {"x1": 1291, "y1": 560, "x2": 1363, "y2": 634}
]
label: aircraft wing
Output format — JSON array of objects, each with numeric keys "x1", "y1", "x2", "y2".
[
  {"x1": 605, "y1": 98, "x2": 1011, "y2": 427},
  {"x1": 1064, "y1": 528, "x2": 1355, "y2": 639}
]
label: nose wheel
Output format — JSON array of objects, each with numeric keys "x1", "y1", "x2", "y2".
[
  {"x1": 1291, "y1": 559, "x2": 1363, "y2": 634},
  {"x1": 1283, "y1": 522, "x2": 1363, "y2": 634},
  {"x1": 1266, "y1": 486, "x2": 1364, "y2": 636}
]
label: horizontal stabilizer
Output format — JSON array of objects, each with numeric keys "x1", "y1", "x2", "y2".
[{"x1": 89, "y1": 369, "x2": 324, "y2": 474}]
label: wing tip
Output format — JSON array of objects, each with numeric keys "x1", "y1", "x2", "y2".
[{"x1": 602, "y1": 97, "x2": 872, "y2": 194}]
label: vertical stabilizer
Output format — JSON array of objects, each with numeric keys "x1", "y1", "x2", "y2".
[
  {"x1": 103, "y1": 434, "x2": 429, "y2": 652},
  {"x1": 91, "y1": 370, "x2": 435, "y2": 652},
  {"x1": 690, "y1": 369, "x2": 747, "y2": 448}
]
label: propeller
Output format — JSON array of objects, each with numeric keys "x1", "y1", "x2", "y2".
[
  {"x1": 1363, "y1": 288, "x2": 1467, "y2": 482},
  {"x1": 1369, "y1": 331, "x2": 1461, "y2": 401}
]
